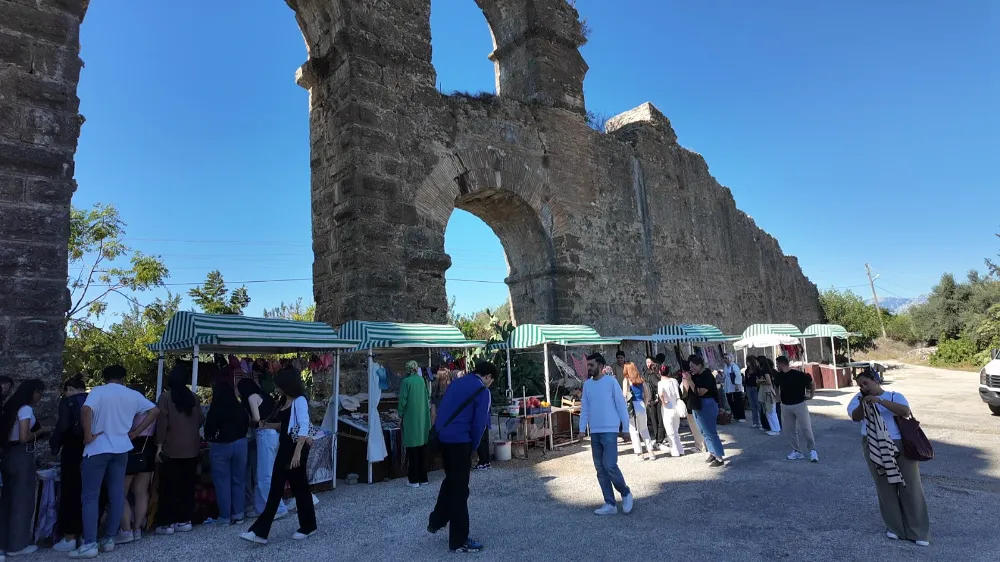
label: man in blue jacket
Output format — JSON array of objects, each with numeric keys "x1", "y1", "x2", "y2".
[{"x1": 428, "y1": 361, "x2": 495, "y2": 553}]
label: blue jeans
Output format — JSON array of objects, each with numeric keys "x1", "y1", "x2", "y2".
[
  {"x1": 747, "y1": 386, "x2": 761, "y2": 426},
  {"x1": 691, "y1": 398, "x2": 726, "y2": 459},
  {"x1": 254, "y1": 429, "x2": 287, "y2": 515},
  {"x1": 82, "y1": 452, "x2": 128, "y2": 545},
  {"x1": 590, "y1": 432, "x2": 630, "y2": 506},
  {"x1": 209, "y1": 438, "x2": 248, "y2": 522}
]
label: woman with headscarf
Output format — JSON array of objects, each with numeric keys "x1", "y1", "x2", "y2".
[
  {"x1": 849, "y1": 371, "x2": 929, "y2": 546},
  {"x1": 154, "y1": 365, "x2": 204, "y2": 535},
  {"x1": 399, "y1": 360, "x2": 431, "y2": 486},
  {"x1": 622, "y1": 362, "x2": 655, "y2": 461},
  {"x1": 756, "y1": 356, "x2": 781, "y2": 436}
]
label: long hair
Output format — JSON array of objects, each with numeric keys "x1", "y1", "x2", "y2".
[
  {"x1": 237, "y1": 377, "x2": 261, "y2": 404},
  {"x1": 273, "y1": 367, "x2": 306, "y2": 399},
  {"x1": 623, "y1": 362, "x2": 643, "y2": 386},
  {"x1": 745, "y1": 355, "x2": 760, "y2": 375},
  {"x1": 167, "y1": 365, "x2": 196, "y2": 416},
  {"x1": 210, "y1": 379, "x2": 241, "y2": 412},
  {"x1": 432, "y1": 369, "x2": 452, "y2": 400},
  {"x1": 757, "y1": 356, "x2": 775, "y2": 375},
  {"x1": 0, "y1": 379, "x2": 45, "y2": 443}
]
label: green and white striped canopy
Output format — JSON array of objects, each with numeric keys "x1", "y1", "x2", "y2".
[
  {"x1": 488, "y1": 324, "x2": 621, "y2": 351},
  {"x1": 741, "y1": 323, "x2": 807, "y2": 339},
  {"x1": 654, "y1": 324, "x2": 734, "y2": 342},
  {"x1": 337, "y1": 321, "x2": 484, "y2": 351},
  {"x1": 802, "y1": 324, "x2": 852, "y2": 339},
  {"x1": 147, "y1": 312, "x2": 359, "y2": 354}
]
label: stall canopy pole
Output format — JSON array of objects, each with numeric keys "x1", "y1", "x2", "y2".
[
  {"x1": 830, "y1": 336, "x2": 836, "y2": 368},
  {"x1": 332, "y1": 350, "x2": 341, "y2": 489},
  {"x1": 191, "y1": 344, "x2": 200, "y2": 394},
  {"x1": 505, "y1": 347, "x2": 513, "y2": 396},
  {"x1": 367, "y1": 348, "x2": 374, "y2": 485},
  {"x1": 846, "y1": 337, "x2": 852, "y2": 363},
  {"x1": 543, "y1": 342, "x2": 553, "y2": 450},
  {"x1": 427, "y1": 349, "x2": 432, "y2": 396},
  {"x1": 155, "y1": 354, "x2": 165, "y2": 397},
  {"x1": 804, "y1": 339, "x2": 810, "y2": 363}
]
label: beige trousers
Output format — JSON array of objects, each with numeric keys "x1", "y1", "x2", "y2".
[
  {"x1": 781, "y1": 401, "x2": 815, "y2": 452},
  {"x1": 861, "y1": 437, "x2": 930, "y2": 542}
]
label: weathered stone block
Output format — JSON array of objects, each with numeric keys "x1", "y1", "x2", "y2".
[
  {"x1": 0, "y1": 240, "x2": 63, "y2": 278},
  {"x1": 10, "y1": 317, "x2": 64, "y2": 353},
  {"x1": 0, "y1": 1, "x2": 77, "y2": 45},
  {"x1": 0, "y1": 140, "x2": 75, "y2": 177},
  {"x1": 0, "y1": 203, "x2": 69, "y2": 242},
  {"x1": 0, "y1": 278, "x2": 69, "y2": 316},
  {"x1": 0, "y1": 173, "x2": 26, "y2": 202},
  {"x1": 26, "y1": 177, "x2": 75, "y2": 205}
]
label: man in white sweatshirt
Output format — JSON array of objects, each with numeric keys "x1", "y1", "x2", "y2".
[{"x1": 580, "y1": 353, "x2": 634, "y2": 515}]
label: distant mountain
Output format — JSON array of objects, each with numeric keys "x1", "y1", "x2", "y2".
[{"x1": 867, "y1": 295, "x2": 927, "y2": 314}]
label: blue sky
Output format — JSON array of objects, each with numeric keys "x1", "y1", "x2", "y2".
[{"x1": 75, "y1": 0, "x2": 998, "y2": 323}]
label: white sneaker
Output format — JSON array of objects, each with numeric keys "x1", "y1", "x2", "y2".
[
  {"x1": 622, "y1": 493, "x2": 634, "y2": 514},
  {"x1": 886, "y1": 531, "x2": 899, "y2": 540},
  {"x1": 52, "y1": 538, "x2": 77, "y2": 552},
  {"x1": 291, "y1": 530, "x2": 316, "y2": 540},
  {"x1": 68, "y1": 543, "x2": 99, "y2": 559},
  {"x1": 174, "y1": 522, "x2": 193, "y2": 533},
  {"x1": 114, "y1": 530, "x2": 134, "y2": 545},
  {"x1": 766, "y1": 430, "x2": 780, "y2": 436},
  {"x1": 406, "y1": 482, "x2": 420, "y2": 488},
  {"x1": 810, "y1": 450, "x2": 819, "y2": 463},
  {"x1": 239, "y1": 531, "x2": 268, "y2": 545},
  {"x1": 787, "y1": 450, "x2": 805, "y2": 460},
  {"x1": 737, "y1": 419, "x2": 747, "y2": 424},
  {"x1": 593, "y1": 504, "x2": 617, "y2": 516},
  {"x1": 99, "y1": 538, "x2": 115, "y2": 553},
  {"x1": 133, "y1": 529, "x2": 142, "y2": 541},
  {"x1": 6, "y1": 546, "x2": 38, "y2": 556},
  {"x1": 155, "y1": 525, "x2": 174, "y2": 535},
  {"x1": 915, "y1": 540, "x2": 929, "y2": 547}
]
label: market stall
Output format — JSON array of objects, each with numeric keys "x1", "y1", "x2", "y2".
[
  {"x1": 609, "y1": 324, "x2": 737, "y2": 370},
  {"x1": 336, "y1": 321, "x2": 485, "y2": 484},
  {"x1": 147, "y1": 312, "x2": 359, "y2": 487},
  {"x1": 800, "y1": 323, "x2": 859, "y2": 389},
  {"x1": 490, "y1": 324, "x2": 620, "y2": 450},
  {"x1": 736, "y1": 324, "x2": 806, "y2": 362}
]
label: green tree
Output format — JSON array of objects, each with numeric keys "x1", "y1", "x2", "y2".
[
  {"x1": 188, "y1": 270, "x2": 250, "y2": 315},
  {"x1": 67, "y1": 203, "x2": 169, "y2": 325},
  {"x1": 63, "y1": 292, "x2": 182, "y2": 392},
  {"x1": 986, "y1": 230, "x2": 999, "y2": 278},
  {"x1": 818, "y1": 289, "x2": 881, "y2": 349},
  {"x1": 263, "y1": 298, "x2": 315, "y2": 322}
]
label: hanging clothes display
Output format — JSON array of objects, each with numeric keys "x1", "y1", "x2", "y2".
[
  {"x1": 570, "y1": 352, "x2": 588, "y2": 382},
  {"x1": 367, "y1": 360, "x2": 388, "y2": 466}
]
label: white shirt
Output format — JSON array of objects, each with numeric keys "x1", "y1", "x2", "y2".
[
  {"x1": 83, "y1": 383, "x2": 155, "y2": 457},
  {"x1": 8, "y1": 405, "x2": 35, "y2": 441},
  {"x1": 723, "y1": 363, "x2": 743, "y2": 393},
  {"x1": 847, "y1": 391, "x2": 909, "y2": 441},
  {"x1": 288, "y1": 396, "x2": 310, "y2": 438},
  {"x1": 658, "y1": 378, "x2": 681, "y2": 408}
]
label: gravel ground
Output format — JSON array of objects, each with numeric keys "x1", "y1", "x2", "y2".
[{"x1": 29, "y1": 363, "x2": 1000, "y2": 561}]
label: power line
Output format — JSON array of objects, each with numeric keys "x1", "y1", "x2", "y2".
[{"x1": 90, "y1": 276, "x2": 507, "y2": 288}]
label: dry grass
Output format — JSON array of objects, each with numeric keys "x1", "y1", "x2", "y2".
[{"x1": 856, "y1": 338, "x2": 981, "y2": 372}]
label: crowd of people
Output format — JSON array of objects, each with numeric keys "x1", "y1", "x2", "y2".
[
  {"x1": 575, "y1": 350, "x2": 929, "y2": 547},
  {"x1": 0, "y1": 345, "x2": 932, "y2": 558},
  {"x1": 0, "y1": 361, "x2": 316, "y2": 560}
]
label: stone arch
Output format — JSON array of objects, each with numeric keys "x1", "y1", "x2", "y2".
[{"x1": 415, "y1": 146, "x2": 557, "y2": 324}]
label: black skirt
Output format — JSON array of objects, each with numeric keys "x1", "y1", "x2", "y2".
[{"x1": 126, "y1": 436, "x2": 156, "y2": 475}]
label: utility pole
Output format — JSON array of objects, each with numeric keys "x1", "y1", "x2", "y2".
[{"x1": 865, "y1": 263, "x2": 888, "y2": 338}]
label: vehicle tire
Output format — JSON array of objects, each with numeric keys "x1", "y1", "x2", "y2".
[{"x1": 990, "y1": 405, "x2": 1000, "y2": 416}]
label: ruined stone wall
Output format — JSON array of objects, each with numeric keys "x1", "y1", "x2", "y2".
[{"x1": 0, "y1": 0, "x2": 821, "y2": 412}]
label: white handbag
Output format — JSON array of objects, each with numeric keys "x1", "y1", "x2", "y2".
[{"x1": 675, "y1": 399, "x2": 688, "y2": 419}]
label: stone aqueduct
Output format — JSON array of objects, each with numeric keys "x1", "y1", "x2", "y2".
[{"x1": 0, "y1": 0, "x2": 822, "y2": 410}]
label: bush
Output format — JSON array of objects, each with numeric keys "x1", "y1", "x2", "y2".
[
  {"x1": 885, "y1": 313, "x2": 921, "y2": 345},
  {"x1": 929, "y1": 338, "x2": 978, "y2": 366}
]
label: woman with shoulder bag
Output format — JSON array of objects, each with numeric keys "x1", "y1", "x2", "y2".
[
  {"x1": 658, "y1": 368, "x2": 684, "y2": 457},
  {"x1": 0, "y1": 379, "x2": 49, "y2": 557},
  {"x1": 154, "y1": 366, "x2": 205, "y2": 535},
  {"x1": 206, "y1": 369, "x2": 250, "y2": 526},
  {"x1": 622, "y1": 363, "x2": 655, "y2": 461},
  {"x1": 848, "y1": 372, "x2": 930, "y2": 546},
  {"x1": 115, "y1": 383, "x2": 158, "y2": 545}
]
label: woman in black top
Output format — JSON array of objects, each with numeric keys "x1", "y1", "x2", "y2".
[
  {"x1": 680, "y1": 355, "x2": 727, "y2": 468},
  {"x1": 50, "y1": 376, "x2": 87, "y2": 552},
  {"x1": 206, "y1": 371, "x2": 251, "y2": 525},
  {"x1": 744, "y1": 356, "x2": 762, "y2": 429}
]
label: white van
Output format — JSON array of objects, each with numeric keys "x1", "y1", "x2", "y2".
[{"x1": 979, "y1": 349, "x2": 1000, "y2": 415}]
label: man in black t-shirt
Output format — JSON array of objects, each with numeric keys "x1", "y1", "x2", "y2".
[{"x1": 774, "y1": 356, "x2": 818, "y2": 462}]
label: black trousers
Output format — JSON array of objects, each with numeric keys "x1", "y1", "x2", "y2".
[
  {"x1": 59, "y1": 440, "x2": 84, "y2": 536},
  {"x1": 646, "y1": 402, "x2": 666, "y2": 443},
  {"x1": 727, "y1": 392, "x2": 746, "y2": 420},
  {"x1": 476, "y1": 431, "x2": 490, "y2": 465},
  {"x1": 407, "y1": 445, "x2": 429, "y2": 484},
  {"x1": 429, "y1": 442, "x2": 472, "y2": 550},
  {"x1": 249, "y1": 440, "x2": 315, "y2": 539},
  {"x1": 156, "y1": 457, "x2": 198, "y2": 526}
]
